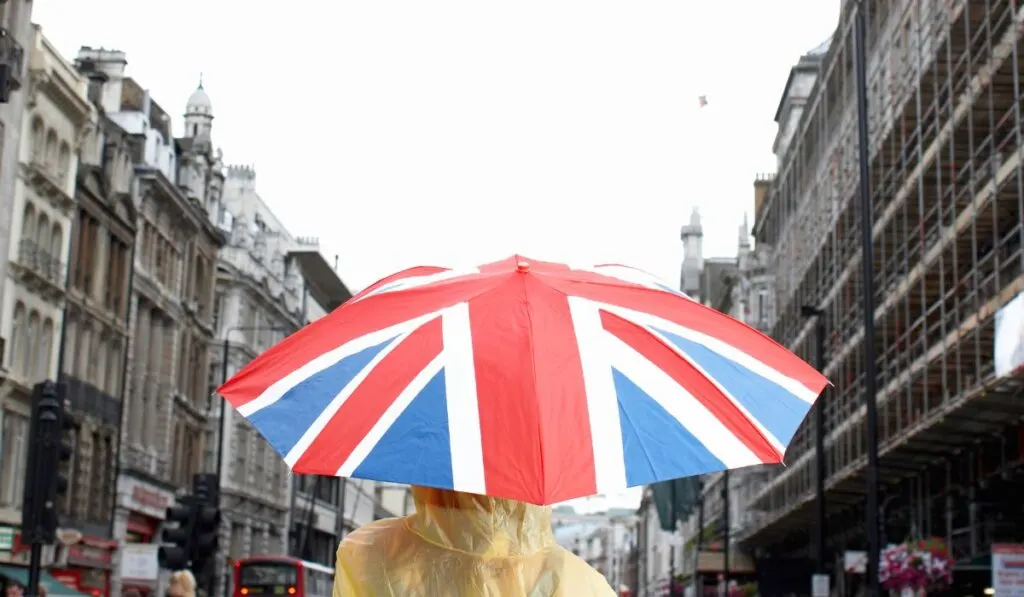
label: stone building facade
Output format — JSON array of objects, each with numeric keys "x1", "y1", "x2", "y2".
[
  {"x1": 0, "y1": 23, "x2": 93, "y2": 570},
  {"x1": 0, "y1": 0, "x2": 33, "y2": 327},
  {"x1": 211, "y1": 164, "x2": 304, "y2": 593},
  {"x1": 72, "y1": 47, "x2": 226, "y2": 597}
]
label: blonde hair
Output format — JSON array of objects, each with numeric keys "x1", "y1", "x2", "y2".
[{"x1": 169, "y1": 570, "x2": 197, "y2": 597}]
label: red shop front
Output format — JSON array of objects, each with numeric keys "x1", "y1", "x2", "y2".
[
  {"x1": 120, "y1": 513, "x2": 161, "y2": 596},
  {"x1": 51, "y1": 536, "x2": 117, "y2": 597}
]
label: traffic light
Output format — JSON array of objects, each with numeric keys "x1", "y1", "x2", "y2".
[
  {"x1": 158, "y1": 497, "x2": 195, "y2": 570},
  {"x1": 190, "y1": 474, "x2": 220, "y2": 577},
  {"x1": 157, "y1": 474, "x2": 221, "y2": 576},
  {"x1": 55, "y1": 385, "x2": 73, "y2": 502},
  {"x1": 21, "y1": 381, "x2": 73, "y2": 545}
]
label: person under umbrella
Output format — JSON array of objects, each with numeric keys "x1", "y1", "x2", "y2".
[{"x1": 220, "y1": 256, "x2": 828, "y2": 596}]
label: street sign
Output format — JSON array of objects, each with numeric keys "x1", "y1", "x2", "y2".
[
  {"x1": 811, "y1": 573, "x2": 829, "y2": 597},
  {"x1": 992, "y1": 544, "x2": 1024, "y2": 597}
]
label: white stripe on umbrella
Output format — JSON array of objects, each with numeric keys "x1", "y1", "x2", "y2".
[
  {"x1": 569, "y1": 296, "x2": 627, "y2": 495},
  {"x1": 441, "y1": 302, "x2": 487, "y2": 496}
]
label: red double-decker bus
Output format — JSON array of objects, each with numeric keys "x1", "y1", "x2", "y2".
[{"x1": 232, "y1": 556, "x2": 334, "y2": 597}]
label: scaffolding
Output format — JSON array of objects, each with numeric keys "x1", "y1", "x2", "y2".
[{"x1": 742, "y1": 0, "x2": 1024, "y2": 547}]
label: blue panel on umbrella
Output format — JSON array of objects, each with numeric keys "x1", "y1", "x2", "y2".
[
  {"x1": 613, "y1": 368, "x2": 724, "y2": 486},
  {"x1": 353, "y1": 368, "x2": 453, "y2": 490},
  {"x1": 653, "y1": 326, "x2": 809, "y2": 445},
  {"x1": 249, "y1": 337, "x2": 398, "y2": 457}
]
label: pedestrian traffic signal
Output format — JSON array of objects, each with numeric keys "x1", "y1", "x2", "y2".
[
  {"x1": 21, "y1": 381, "x2": 73, "y2": 545},
  {"x1": 158, "y1": 497, "x2": 195, "y2": 570}
]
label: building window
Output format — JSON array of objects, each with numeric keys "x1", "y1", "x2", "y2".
[
  {"x1": 212, "y1": 295, "x2": 223, "y2": 335},
  {"x1": 90, "y1": 430, "x2": 104, "y2": 521},
  {"x1": 233, "y1": 424, "x2": 248, "y2": 485},
  {"x1": 10, "y1": 302, "x2": 26, "y2": 375},
  {"x1": 40, "y1": 318, "x2": 54, "y2": 379},
  {"x1": 57, "y1": 142, "x2": 71, "y2": 186},
  {"x1": 105, "y1": 235, "x2": 128, "y2": 314},
  {"x1": 0, "y1": 410, "x2": 29, "y2": 507},
  {"x1": 107, "y1": 341, "x2": 122, "y2": 396},
  {"x1": 29, "y1": 117, "x2": 43, "y2": 161},
  {"x1": 253, "y1": 438, "x2": 266, "y2": 487},
  {"x1": 44, "y1": 129, "x2": 57, "y2": 170},
  {"x1": 172, "y1": 420, "x2": 185, "y2": 487},
  {"x1": 73, "y1": 211, "x2": 98, "y2": 296},
  {"x1": 21, "y1": 203, "x2": 34, "y2": 243},
  {"x1": 26, "y1": 310, "x2": 40, "y2": 381}
]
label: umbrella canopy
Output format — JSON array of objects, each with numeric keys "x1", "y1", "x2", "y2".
[{"x1": 218, "y1": 255, "x2": 828, "y2": 505}]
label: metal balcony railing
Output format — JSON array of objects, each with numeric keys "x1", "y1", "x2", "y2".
[
  {"x1": 18, "y1": 238, "x2": 65, "y2": 287},
  {"x1": 60, "y1": 373, "x2": 121, "y2": 428}
]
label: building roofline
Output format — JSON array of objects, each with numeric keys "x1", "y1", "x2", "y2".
[{"x1": 287, "y1": 247, "x2": 352, "y2": 312}]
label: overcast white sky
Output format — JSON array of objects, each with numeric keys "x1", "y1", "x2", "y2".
[{"x1": 35, "y1": 0, "x2": 838, "y2": 512}]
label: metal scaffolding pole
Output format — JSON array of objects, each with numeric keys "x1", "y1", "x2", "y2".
[
  {"x1": 853, "y1": 1, "x2": 882, "y2": 595},
  {"x1": 801, "y1": 305, "x2": 828, "y2": 575}
]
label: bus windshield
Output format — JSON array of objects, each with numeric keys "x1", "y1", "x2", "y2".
[{"x1": 239, "y1": 562, "x2": 298, "y2": 588}]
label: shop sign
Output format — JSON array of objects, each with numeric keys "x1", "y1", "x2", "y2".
[
  {"x1": 120, "y1": 544, "x2": 159, "y2": 582},
  {"x1": 118, "y1": 477, "x2": 173, "y2": 519},
  {"x1": 993, "y1": 543, "x2": 1024, "y2": 597},
  {"x1": 68, "y1": 543, "x2": 113, "y2": 568},
  {"x1": 0, "y1": 526, "x2": 15, "y2": 551}
]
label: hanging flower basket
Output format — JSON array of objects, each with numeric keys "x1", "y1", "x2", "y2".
[{"x1": 879, "y1": 538, "x2": 954, "y2": 593}]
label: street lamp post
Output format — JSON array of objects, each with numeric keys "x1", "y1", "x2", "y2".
[
  {"x1": 853, "y1": 1, "x2": 883, "y2": 594},
  {"x1": 801, "y1": 305, "x2": 828, "y2": 576},
  {"x1": 722, "y1": 470, "x2": 730, "y2": 592},
  {"x1": 668, "y1": 481, "x2": 677, "y2": 597},
  {"x1": 214, "y1": 326, "x2": 288, "y2": 594}
]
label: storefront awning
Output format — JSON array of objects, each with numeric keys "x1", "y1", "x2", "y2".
[{"x1": 0, "y1": 565, "x2": 91, "y2": 597}]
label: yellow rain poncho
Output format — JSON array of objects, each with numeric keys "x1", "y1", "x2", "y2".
[{"x1": 332, "y1": 486, "x2": 616, "y2": 596}]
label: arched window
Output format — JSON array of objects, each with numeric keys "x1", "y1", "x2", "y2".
[
  {"x1": 95, "y1": 337, "x2": 108, "y2": 391},
  {"x1": 26, "y1": 311, "x2": 40, "y2": 381},
  {"x1": 57, "y1": 142, "x2": 71, "y2": 186},
  {"x1": 35, "y1": 212, "x2": 49, "y2": 255},
  {"x1": 50, "y1": 223, "x2": 62, "y2": 263},
  {"x1": 63, "y1": 316, "x2": 77, "y2": 377},
  {"x1": 44, "y1": 129, "x2": 58, "y2": 170},
  {"x1": 40, "y1": 318, "x2": 54, "y2": 379},
  {"x1": 77, "y1": 324, "x2": 92, "y2": 382},
  {"x1": 10, "y1": 302, "x2": 26, "y2": 374},
  {"x1": 193, "y1": 256, "x2": 205, "y2": 303},
  {"x1": 21, "y1": 203, "x2": 35, "y2": 243},
  {"x1": 30, "y1": 117, "x2": 44, "y2": 161},
  {"x1": 107, "y1": 340, "x2": 122, "y2": 396},
  {"x1": 87, "y1": 326, "x2": 100, "y2": 383}
]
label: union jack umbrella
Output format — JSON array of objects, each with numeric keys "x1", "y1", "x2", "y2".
[{"x1": 218, "y1": 255, "x2": 828, "y2": 505}]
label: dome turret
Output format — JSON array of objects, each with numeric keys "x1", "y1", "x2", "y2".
[{"x1": 184, "y1": 74, "x2": 214, "y2": 140}]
